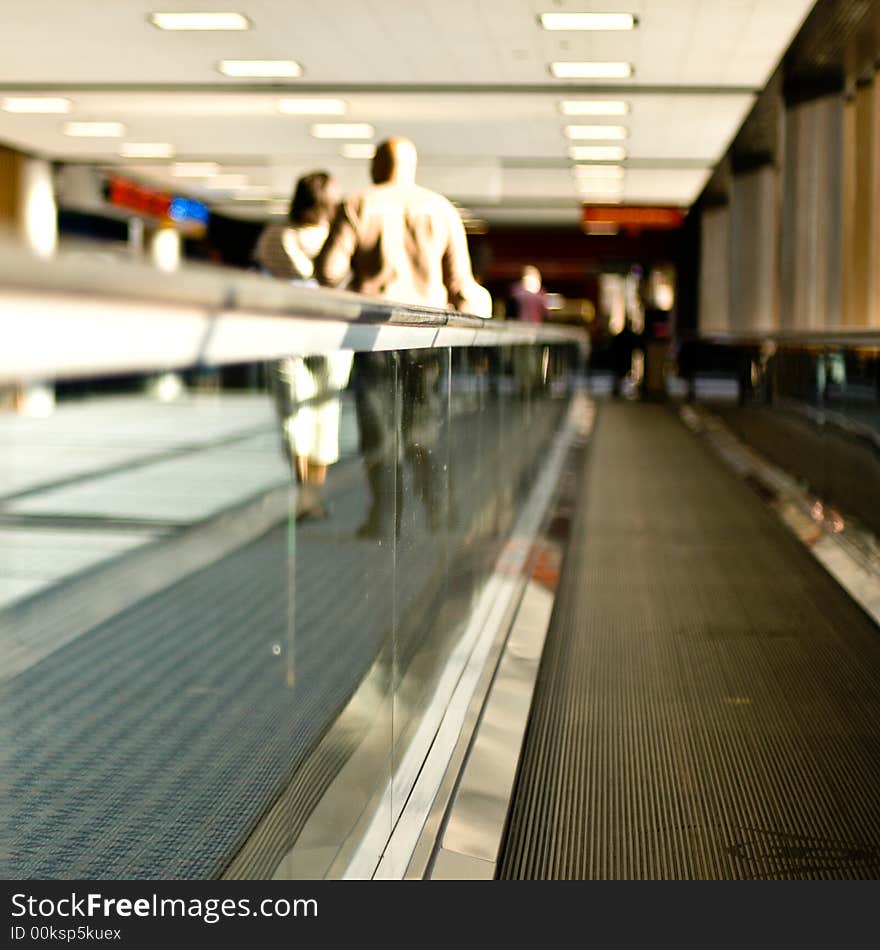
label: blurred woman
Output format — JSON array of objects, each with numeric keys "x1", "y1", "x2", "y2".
[
  {"x1": 254, "y1": 170, "x2": 339, "y2": 282},
  {"x1": 257, "y1": 171, "x2": 352, "y2": 519}
]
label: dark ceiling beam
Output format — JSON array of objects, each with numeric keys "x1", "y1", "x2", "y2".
[
  {"x1": 0, "y1": 82, "x2": 760, "y2": 96},
  {"x1": 502, "y1": 158, "x2": 713, "y2": 170},
  {"x1": 782, "y1": 0, "x2": 879, "y2": 101}
]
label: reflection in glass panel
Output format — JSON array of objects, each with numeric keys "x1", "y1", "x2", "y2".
[
  {"x1": 710, "y1": 341, "x2": 880, "y2": 539},
  {"x1": 388, "y1": 343, "x2": 578, "y2": 836},
  {"x1": 241, "y1": 350, "x2": 395, "y2": 879},
  {"x1": 0, "y1": 341, "x2": 580, "y2": 879},
  {"x1": 0, "y1": 358, "x2": 394, "y2": 879},
  {"x1": 389, "y1": 348, "x2": 452, "y2": 837}
]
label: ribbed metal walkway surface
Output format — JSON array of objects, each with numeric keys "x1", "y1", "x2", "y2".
[{"x1": 499, "y1": 402, "x2": 880, "y2": 880}]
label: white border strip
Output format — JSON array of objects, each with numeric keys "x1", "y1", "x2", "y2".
[{"x1": 430, "y1": 578, "x2": 557, "y2": 879}]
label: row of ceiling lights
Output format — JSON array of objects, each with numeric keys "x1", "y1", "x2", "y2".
[
  {"x1": 1, "y1": 107, "x2": 632, "y2": 205},
  {"x1": 0, "y1": 9, "x2": 637, "y2": 92},
  {"x1": 561, "y1": 98, "x2": 629, "y2": 190},
  {"x1": 144, "y1": 9, "x2": 638, "y2": 79},
  {"x1": 541, "y1": 14, "x2": 638, "y2": 205},
  {"x1": 0, "y1": 100, "x2": 379, "y2": 198},
  {"x1": 0, "y1": 97, "x2": 374, "y2": 138},
  {"x1": 0, "y1": 7, "x2": 387, "y2": 186},
  {"x1": 2, "y1": 9, "x2": 639, "y2": 208}
]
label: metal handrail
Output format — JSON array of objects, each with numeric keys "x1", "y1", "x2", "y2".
[
  {"x1": 693, "y1": 330, "x2": 880, "y2": 348},
  {"x1": 0, "y1": 245, "x2": 587, "y2": 383}
]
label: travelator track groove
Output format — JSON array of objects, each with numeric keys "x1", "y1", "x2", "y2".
[{"x1": 499, "y1": 403, "x2": 880, "y2": 880}]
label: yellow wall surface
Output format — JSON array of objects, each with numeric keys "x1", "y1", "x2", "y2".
[
  {"x1": 0, "y1": 144, "x2": 22, "y2": 226},
  {"x1": 842, "y1": 77, "x2": 880, "y2": 327}
]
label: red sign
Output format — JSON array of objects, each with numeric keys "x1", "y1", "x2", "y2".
[
  {"x1": 106, "y1": 175, "x2": 173, "y2": 220},
  {"x1": 582, "y1": 205, "x2": 685, "y2": 233}
]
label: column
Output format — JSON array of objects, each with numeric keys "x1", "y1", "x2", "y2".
[
  {"x1": 0, "y1": 146, "x2": 58, "y2": 257},
  {"x1": 18, "y1": 157, "x2": 58, "y2": 258},
  {"x1": 0, "y1": 145, "x2": 18, "y2": 229},
  {"x1": 698, "y1": 204, "x2": 730, "y2": 334},
  {"x1": 842, "y1": 74, "x2": 880, "y2": 327},
  {"x1": 780, "y1": 94, "x2": 845, "y2": 330},
  {"x1": 0, "y1": 147, "x2": 58, "y2": 414},
  {"x1": 729, "y1": 164, "x2": 779, "y2": 333}
]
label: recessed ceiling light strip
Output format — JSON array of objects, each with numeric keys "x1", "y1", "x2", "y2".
[
  {"x1": 559, "y1": 100, "x2": 630, "y2": 116},
  {"x1": 205, "y1": 174, "x2": 250, "y2": 189},
  {"x1": 341, "y1": 143, "x2": 377, "y2": 159},
  {"x1": 540, "y1": 13, "x2": 636, "y2": 31},
  {"x1": 119, "y1": 142, "x2": 176, "y2": 159},
  {"x1": 218, "y1": 60, "x2": 302, "y2": 78},
  {"x1": 573, "y1": 164, "x2": 625, "y2": 179},
  {"x1": 565, "y1": 124, "x2": 628, "y2": 140},
  {"x1": 149, "y1": 12, "x2": 251, "y2": 31},
  {"x1": 64, "y1": 121, "x2": 126, "y2": 138},
  {"x1": 172, "y1": 162, "x2": 221, "y2": 177},
  {"x1": 2, "y1": 97, "x2": 72, "y2": 114},
  {"x1": 550, "y1": 62, "x2": 633, "y2": 80},
  {"x1": 568, "y1": 145, "x2": 627, "y2": 161}
]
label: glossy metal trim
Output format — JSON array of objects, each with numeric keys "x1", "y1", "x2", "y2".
[
  {"x1": 330, "y1": 392, "x2": 594, "y2": 880},
  {"x1": 410, "y1": 395, "x2": 595, "y2": 880},
  {"x1": 680, "y1": 404, "x2": 880, "y2": 625}
]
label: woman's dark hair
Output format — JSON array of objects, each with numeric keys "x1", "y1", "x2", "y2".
[{"x1": 289, "y1": 171, "x2": 335, "y2": 226}]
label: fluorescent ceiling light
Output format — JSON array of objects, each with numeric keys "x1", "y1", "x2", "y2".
[
  {"x1": 149, "y1": 12, "x2": 250, "y2": 30},
  {"x1": 576, "y1": 173, "x2": 624, "y2": 189},
  {"x1": 218, "y1": 60, "x2": 302, "y2": 78},
  {"x1": 311, "y1": 123, "x2": 374, "y2": 139},
  {"x1": 205, "y1": 174, "x2": 250, "y2": 189},
  {"x1": 565, "y1": 125, "x2": 628, "y2": 140},
  {"x1": 573, "y1": 164, "x2": 625, "y2": 179},
  {"x1": 119, "y1": 142, "x2": 175, "y2": 158},
  {"x1": 2, "y1": 97, "x2": 72, "y2": 114},
  {"x1": 341, "y1": 143, "x2": 377, "y2": 159},
  {"x1": 540, "y1": 13, "x2": 635, "y2": 31},
  {"x1": 568, "y1": 145, "x2": 627, "y2": 161},
  {"x1": 277, "y1": 98, "x2": 346, "y2": 115},
  {"x1": 551, "y1": 62, "x2": 633, "y2": 79},
  {"x1": 172, "y1": 162, "x2": 220, "y2": 177},
  {"x1": 576, "y1": 180, "x2": 624, "y2": 195},
  {"x1": 64, "y1": 121, "x2": 125, "y2": 137},
  {"x1": 559, "y1": 100, "x2": 629, "y2": 116}
]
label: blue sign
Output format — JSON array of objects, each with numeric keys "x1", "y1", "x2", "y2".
[{"x1": 168, "y1": 196, "x2": 210, "y2": 226}]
